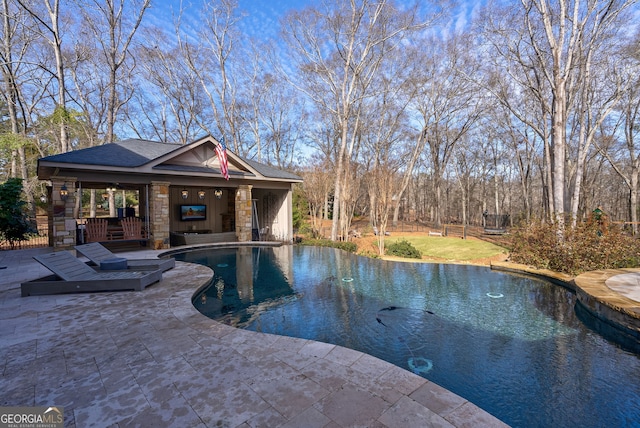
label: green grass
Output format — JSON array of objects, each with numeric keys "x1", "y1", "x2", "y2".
[{"x1": 385, "y1": 235, "x2": 507, "y2": 261}]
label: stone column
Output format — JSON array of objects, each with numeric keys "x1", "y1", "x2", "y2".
[
  {"x1": 50, "y1": 177, "x2": 77, "y2": 250},
  {"x1": 235, "y1": 185, "x2": 253, "y2": 242},
  {"x1": 149, "y1": 181, "x2": 170, "y2": 249}
]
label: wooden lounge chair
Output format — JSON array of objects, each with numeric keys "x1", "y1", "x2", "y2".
[
  {"x1": 75, "y1": 242, "x2": 175, "y2": 272},
  {"x1": 85, "y1": 218, "x2": 108, "y2": 242},
  {"x1": 21, "y1": 251, "x2": 163, "y2": 297}
]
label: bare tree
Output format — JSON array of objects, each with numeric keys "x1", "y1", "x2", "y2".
[
  {"x1": 410, "y1": 34, "x2": 482, "y2": 227},
  {"x1": 485, "y1": 103, "x2": 542, "y2": 223},
  {"x1": 368, "y1": 164, "x2": 400, "y2": 254},
  {"x1": 519, "y1": 0, "x2": 634, "y2": 226},
  {"x1": 300, "y1": 163, "x2": 333, "y2": 237},
  {"x1": 598, "y1": 41, "x2": 640, "y2": 234},
  {"x1": 132, "y1": 33, "x2": 203, "y2": 144},
  {"x1": 177, "y1": 0, "x2": 247, "y2": 152},
  {"x1": 282, "y1": 0, "x2": 432, "y2": 240},
  {"x1": 359, "y1": 55, "x2": 413, "y2": 239},
  {"x1": 75, "y1": 0, "x2": 151, "y2": 145},
  {"x1": 0, "y1": 0, "x2": 43, "y2": 212},
  {"x1": 258, "y1": 71, "x2": 308, "y2": 169},
  {"x1": 567, "y1": 52, "x2": 625, "y2": 225},
  {"x1": 16, "y1": 0, "x2": 70, "y2": 152}
]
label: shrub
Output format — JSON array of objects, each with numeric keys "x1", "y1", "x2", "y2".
[
  {"x1": 358, "y1": 249, "x2": 380, "y2": 259},
  {"x1": 386, "y1": 239, "x2": 422, "y2": 259},
  {"x1": 509, "y1": 219, "x2": 640, "y2": 275},
  {"x1": 0, "y1": 178, "x2": 37, "y2": 249},
  {"x1": 296, "y1": 222, "x2": 314, "y2": 237}
]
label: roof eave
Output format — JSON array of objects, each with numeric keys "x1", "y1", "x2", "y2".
[{"x1": 37, "y1": 159, "x2": 302, "y2": 184}]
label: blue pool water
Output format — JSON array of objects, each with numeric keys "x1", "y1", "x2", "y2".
[{"x1": 175, "y1": 245, "x2": 640, "y2": 427}]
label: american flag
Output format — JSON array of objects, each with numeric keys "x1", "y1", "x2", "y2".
[{"x1": 215, "y1": 137, "x2": 230, "y2": 180}]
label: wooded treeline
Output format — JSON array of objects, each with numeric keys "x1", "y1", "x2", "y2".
[{"x1": 1, "y1": 0, "x2": 639, "y2": 244}]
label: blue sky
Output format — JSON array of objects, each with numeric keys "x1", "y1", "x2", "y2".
[
  {"x1": 237, "y1": 0, "x2": 313, "y2": 37},
  {"x1": 147, "y1": 0, "x2": 479, "y2": 42},
  {"x1": 147, "y1": 0, "x2": 314, "y2": 41}
]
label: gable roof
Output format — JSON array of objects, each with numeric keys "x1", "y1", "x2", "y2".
[{"x1": 37, "y1": 137, "x2": 302, "y2": 183}]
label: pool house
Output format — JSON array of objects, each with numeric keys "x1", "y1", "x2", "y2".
[{"x1": 36, "y1": 135, "x2": 302, "y2": 250}]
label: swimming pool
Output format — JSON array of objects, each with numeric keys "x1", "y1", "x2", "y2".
[{"x1": 176, "y1": 245, "x2": 640, "y2": 427}]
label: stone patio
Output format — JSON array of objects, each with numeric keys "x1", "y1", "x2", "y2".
[{"x1": 1, "y1": 248, "x2": 508, "y2": 427}]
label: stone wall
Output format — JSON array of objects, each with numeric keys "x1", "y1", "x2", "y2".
[
  {"x1": 150, "y1": 181, "x2": 171, "y2": 249},
  {"x1": 235, "y1": 185, "x2": 253, "y2": 242},
  {"x1": 50, "y1": 177, "x2": 77, "y2": 250}
]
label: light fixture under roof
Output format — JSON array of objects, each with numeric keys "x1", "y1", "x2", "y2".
[{"x1": 59, "y1": 184, "x2": 69, "y2": 201}]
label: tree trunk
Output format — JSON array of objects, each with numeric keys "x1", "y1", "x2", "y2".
[
  {"x1": 90, "y1": 190, "x2": 96, "y2": 218},
  {"x1": 330, "y1": 127, "x2": 348, "y2": 241},
  {"x1": 630, "y1": 168, "x2": 639, "y2": 235},
  {"x1": 109, "y1": 190, "x2": 116, "y2": 217},
  {"x1": 551, "y1": 82, "x2": 566, "y2": 226}
]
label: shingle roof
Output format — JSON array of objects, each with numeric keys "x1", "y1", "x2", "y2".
[
  {"x1": 39, "y1": 139, "x2": 179, "y2": 167},
  {"x1": 39, "y1": 138, "x2": 302, "y2": 181},
  {"x1": 241, "y1": 157, "x2": 302, "y2": 181}
]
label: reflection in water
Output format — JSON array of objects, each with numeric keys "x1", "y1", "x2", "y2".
[
  {"x1": 236, "y1": 246, "x2": 254, "y2": 303},
  {"x1": 189, "y1": 246, "x2": 295, "y2": 326},
  {"x1": 178, "y1": 246, "x2": 640, "y2": 428}
]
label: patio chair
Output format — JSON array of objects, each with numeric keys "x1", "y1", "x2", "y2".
[
  {"x1": 259, "y1": 226, "x2": 270, "y2": 241},
  {"x1": 372, "y1": 226, "x2": 390, "y2": 236},
  {"x1": 21, "y1": 250, "x2": 163, "y2": 297},
  {"x1": 121, "y1": 217, "x2": 144, "y2": 240},
  {"x1": 85, "y1": 218, "x2": 108, "y2": 242},
  {"x1": 75, "y1": 242, "x2": 174, "y2": 272}
]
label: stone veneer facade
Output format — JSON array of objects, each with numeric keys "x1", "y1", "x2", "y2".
[
  {"x1": 50, "y1": 177, "x2": 77, "y2": 249},
  {"x1": 235, "y1": 184, "x2": 253, "y2": 242},
  {"x1": 149, "y1": 181, "x2": 171, "y2": 249}
]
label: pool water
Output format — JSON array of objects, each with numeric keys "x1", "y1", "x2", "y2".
[{"x1": 176, "y1": 245, "x2": 640, "y2": 428}]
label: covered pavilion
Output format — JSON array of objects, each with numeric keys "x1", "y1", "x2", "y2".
[{"x1": 36, "y1": 135, "x2": 302, "y2": 250}]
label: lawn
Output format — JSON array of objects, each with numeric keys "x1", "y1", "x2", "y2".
[{"x1": 356, "y1": 233, "x2": 509, "y2": 264}]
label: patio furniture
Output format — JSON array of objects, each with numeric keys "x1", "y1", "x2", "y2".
[
  {"x1": 85, "y1": 218, "x2": 108, "y2": 242},
  {"x1": 169, "y1": 230, "x2": 236, "y2": 246},
  {"x1": 372, "y1": 226, "x2": 390, "y2": 236},
  {"x1": 21, "y1": 250, "x2": 163, "y2": 297},
  {"x1": 121, "y1": 217, "x2": 144, "y2": 240},
  {"x1": 259, "y1": 226, "x2": 270, "y2": 241},
  {"x1": 75, "y1": 242, "x2": 175, "y2": 272}
]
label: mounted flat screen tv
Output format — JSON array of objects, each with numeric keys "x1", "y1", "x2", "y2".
[{"x1": 180, "y1": 204, "x2": 206, "y2": 221}]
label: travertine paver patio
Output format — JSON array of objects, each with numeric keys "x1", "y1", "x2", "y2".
[{"x1": 1, "y1": 247, "x2": 508, "y2": 427}]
